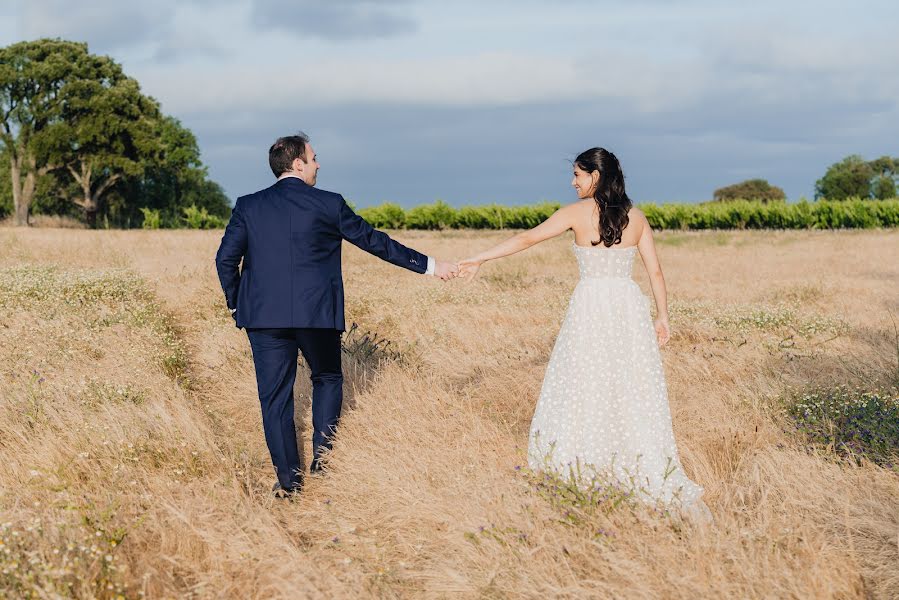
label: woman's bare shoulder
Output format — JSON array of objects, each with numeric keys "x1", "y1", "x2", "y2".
[
  {"x1": 628, "y1": 206, "x2": 646, "y2": 220},
  {"x1": 570, "y1": 199, "x2": 595, "y2": 210},
  {"x1": 561, "y1": 199, "x2": 596, "y2": 218}
]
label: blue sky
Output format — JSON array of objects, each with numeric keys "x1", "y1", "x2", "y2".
[{"x1": 2, "y1": 0, "x2": 897, "y2": 206}]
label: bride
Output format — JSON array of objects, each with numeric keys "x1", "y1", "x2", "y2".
[{"x1": 458, "y1": 148, "x2": 710, "y2": 520}]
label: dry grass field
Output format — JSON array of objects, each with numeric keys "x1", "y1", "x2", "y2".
[{"x1": 1, "y1": 227, "x2": 897, "y2": 599}]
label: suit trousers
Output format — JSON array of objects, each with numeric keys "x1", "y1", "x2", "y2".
[{"x1": 246, "y1": 327, "x2": 343, "y2": 489}]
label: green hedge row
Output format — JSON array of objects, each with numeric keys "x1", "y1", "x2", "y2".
[
  {"x1": 358, "y1": 201, "x2": 562, "y2": 230},
  {"x1": 355, "y1": 198, "x2": 899, "y2": 230},
  {"x1": 641, "y1": 198, "x2": 899, "y2": 230}
]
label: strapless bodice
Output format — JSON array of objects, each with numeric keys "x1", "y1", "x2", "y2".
[{"x1": 572, "y1": 242, "x2": 636, "y2": 279}]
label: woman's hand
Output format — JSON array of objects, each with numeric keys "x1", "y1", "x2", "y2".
[
  {"x1": 654, "y1": 317, "x2": 671, "y2": 347},
  {"x1": 458, "y1": 258, "x2": 483, "y2": 280}
]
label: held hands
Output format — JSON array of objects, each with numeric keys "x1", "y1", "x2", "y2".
[
  {"x1": 434, "y1": 260, "x2": 460, "y2": 281},
  {"x1": 433, "y1": 258, "x2": 483, "y2": 281},
  {"x1": 654, "y1": 317, "x2": 671, "y2": 347},
  {"x1": 457, "y1": 258, "x2": 483, "y2": 280}
]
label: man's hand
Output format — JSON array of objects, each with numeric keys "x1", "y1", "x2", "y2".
[
  {"x1": 434, "y1": 260, "x2": 459, "y2": 281},
  {"x1": 458, "y1": 258, "x2": 483, "y2": 280}
]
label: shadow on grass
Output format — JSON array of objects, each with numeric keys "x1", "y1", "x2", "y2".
[{"x1": 290, "y1": 322, "x2": 411, "y2": 472}]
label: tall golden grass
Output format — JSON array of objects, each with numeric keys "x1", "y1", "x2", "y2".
[{"x1": 0, "y1": 227, "x2": 897, "y2": 599}]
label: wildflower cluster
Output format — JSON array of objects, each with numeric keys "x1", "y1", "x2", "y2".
[
  {"x1": 0, "y1": 266, "x2": 188, "y2": 383},
  {"x1": 88, "y1": 435, "x2": 208, "y2": 481},
  {"x1": 0, "y1": 266, "x2": 149, "y2": 310},
  {"x1": 669, "y1": 299, "x2": 849, "y2": 352},
  {"x1": 465, "y1": 523, "x2": 535, "y2": 549},
  {"x1": 712, "y1": 305, "x2": 847, "y2": 337},
  {"x1": 783, "y1": 386, "x2": 899, "y2": 469},
  {"x1": 0, "y1": 519, "x2": 127, "y2": 598},
  {"x1": 79, "y1": 379, "x2": 147, "y2": 408}
]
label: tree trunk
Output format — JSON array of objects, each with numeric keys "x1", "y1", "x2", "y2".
[
  {"x1": 83, "y1": 206, "x2": 98, "y2": 228},
  {"x1": 8, "y1": 151, "x2": 55, "y2": 227},
  {"x1": 69, "y1": 161, "x2": 120, "y2": 229},
  {"x1": 9, "y1": 154, "x2": 30, "y2": 227},
  {"x1": 13, "y1": 195, "x2": 30, "y2": 226},
  {"x1": 14, "y1": 171, "x2": 37, "y2": 227},
  {"x1": 78, "y1": 170, "x2": 97, "y2": 228}
]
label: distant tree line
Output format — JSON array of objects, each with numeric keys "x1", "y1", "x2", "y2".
[
  {"x1": 814, "y1": 155, "x2": 897, "y2": 201},
  {"x1": 713, "y1": 155, "x2": 897, "y2": 203},
  {"x1": 0, "y1": 39, "x2": 229, "y2": 228}
]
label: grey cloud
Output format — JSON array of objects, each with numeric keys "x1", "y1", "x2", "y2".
[
  {"x1": 11, "y1": 0, "x2": 896, "y2": 205},
  {"x1": 251, "y1": 0, "x2": 418, "y2": 40},
  {"x1": 19, "y1": 0, "x2": 172, "y2": 51},
  {"x1": 153, "y1": 33, "x2": 234, "y2": 63},
  {"x1": 16, "y1": 0, "x2": 241, "y2": 56},
  {"x1": 180, "y1": 54, "x2": 899, "y2": 207}
]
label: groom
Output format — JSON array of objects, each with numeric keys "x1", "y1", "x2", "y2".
[{"x1": 215, "y1": 132, "x2": 458, "y2": 497}]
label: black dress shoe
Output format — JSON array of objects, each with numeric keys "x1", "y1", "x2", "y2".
[
  {"x1": 272, "y1": 481, "x2": 302, "y2": 499},
  {"x1": 309, "y1": 458, "x2": 324, "y2": 474}
]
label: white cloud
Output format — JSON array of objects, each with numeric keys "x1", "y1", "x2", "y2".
[{"x1": 135, "y1": 50, "x2": 717, "y2": 117}]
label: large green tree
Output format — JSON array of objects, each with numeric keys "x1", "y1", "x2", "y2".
[
  {"x1": 0, "y1": 39, "x2": 87, "y2": 225},
  {"x1": 111, "y1": 115, "x2": 230, "y2": 227},
  {"x1": 1, "y1": 38, "x2": 230, "y2": 228},
  {"x1": 815, "y1": 155, "x2": 898, "y2": 200},
  {"x1": 43, "y1": 56, "x2": 161, "y2": 226},
  {"x1": 713, "y1": 178, "x2": 786, "y2": 202},
  {"x1": 869, "y1": 156, "x2": 898, "y2": 200}
]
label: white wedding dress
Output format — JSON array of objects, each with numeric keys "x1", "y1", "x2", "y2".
[{"x1": 528, "y1": 242, "x2": 709, "y2": 517}]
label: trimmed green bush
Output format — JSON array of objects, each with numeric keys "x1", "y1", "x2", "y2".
[
  {"x1": 182, "y1": 204, "x2": 226, "y2": 229},
  {"x1": 358, "y1": 203, "x2": 406, "y2": 229},
  {"x1": 640, "y1": 198, "x2": 899, "y2": 230},
  {"x1": 404, "y1": 200, "x2": 458, "y2": 230},
  {"x1": 355, "y1": 201, "x2": 563, "y2": 230},
  {"x1": 349, "y1": 199, "x2": 899, "y2": 231},
  {"x1": 140, "y1": 207, "x2": 161, "y2": 230}
]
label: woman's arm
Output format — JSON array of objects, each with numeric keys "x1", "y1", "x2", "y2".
[
  {"x1": 458, "y1": 205, "x2": 575, "y2": 278},
  {"x1": 634, "y1": 209, "x2": 671, "y2": 346}
]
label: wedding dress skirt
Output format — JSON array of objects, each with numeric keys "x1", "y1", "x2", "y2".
[{"x1": 528, "y1": 243, "x2": 708, "y2": 517}]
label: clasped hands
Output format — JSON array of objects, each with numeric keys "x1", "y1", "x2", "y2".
[{"x1": 433, "y1": 258, "x2": 483, "y2": 281}]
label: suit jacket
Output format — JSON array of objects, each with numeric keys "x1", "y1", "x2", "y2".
[{"x1": 215, "y1": 177, "x2": 428, "y2": 330}]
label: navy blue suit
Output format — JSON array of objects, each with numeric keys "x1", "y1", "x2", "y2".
[{"x1": 215, "y1": 177, "x2": 429, "y2": 489}]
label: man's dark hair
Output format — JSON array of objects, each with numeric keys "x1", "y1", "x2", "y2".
[{"x1": 269, "y1": 132, "x2": 310, "y2": 177}]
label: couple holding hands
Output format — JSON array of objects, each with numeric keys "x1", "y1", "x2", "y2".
[{"x1": 215, "y1": 132, "x2": 710, "y2": 520}]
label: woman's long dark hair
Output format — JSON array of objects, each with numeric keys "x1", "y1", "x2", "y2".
[{"x1": 575, "y1": 148, "x2": 632, "y2": 247}]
